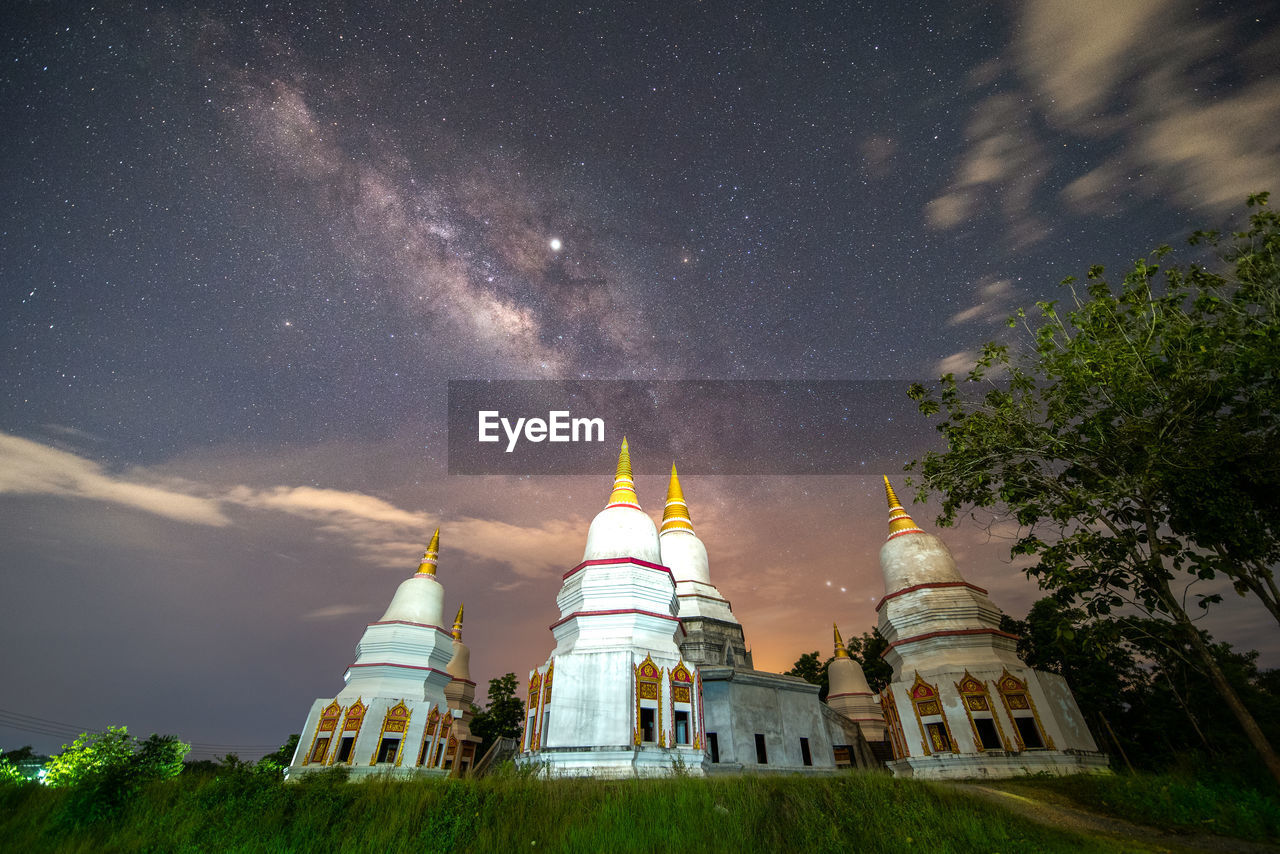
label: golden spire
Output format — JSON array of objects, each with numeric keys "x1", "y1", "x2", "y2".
[
  {"x1": 605, "y1": 437, "x2": 641, "y2": 509},
  {"x1": 451, "y1": 602, "x2": 464, "y2": 640},
  {"x1": 660, "y1": 462, "x2": 695, "y2": 534},
  {"x1": 833, "y1": 623, "x2": 851, "y2": 659},
  {"x1": 416, "y1": 528, "x2": 440, "y2": 575},
  {"x1": 884, "y1": 477, "x2": 925, "y2": 540}
]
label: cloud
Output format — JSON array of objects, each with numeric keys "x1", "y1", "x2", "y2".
[
  {"x1": 925, "y1": 94, "x2": 1049, "y2": 246},
  {"x1": 859, "y1": 135, "x2": 898, "y2": 179},
  {"x1": 1015, "y1": 0, "x2": 1170, "y2": 126},
  {"x1": 1138, "y1": 80, "x2": 1280, "y2": 210},
  {"x1": 229, "y1": 485, "x2": 425, "y2": 527},
  {"x1": 947, "y1": 278, "x2": 1014, "y2": 327},
  {"x1": 934, "y1": 3, "x2": 1279, "y2": 234},
  {"x1": 0, "y1": 432, "x2": 230, "y2": 526},
  {"x1": 301, "y1": 604, "x2": 371, "y2": 620},
  {"x1": 450, "y1": 516, "x2": 589, "y2": 580},
  {"x1": 1012, "y1": 1, "x2": 1280, "y2": 215},
  {"x1": 0, "y1": 431, "x2": 592, "y2": 576},
  {"x1": 936, "y1": 351, "x2": 978, "y2": 376}
]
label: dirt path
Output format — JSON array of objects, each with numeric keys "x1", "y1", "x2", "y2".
[{"x1": 946, "y1": 782, "x2": 1280, "y2": 853}]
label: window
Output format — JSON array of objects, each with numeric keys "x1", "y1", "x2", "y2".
[
  {"x1": 800, "y1": 737, "x2": 812, "y2": 767},
  {"x1": 542, "y1": 710, "x2": 550, "y2": 743},
  {"x1": 336, "y1": 736, "x2": 355, "y2": 763},
  {"x1": 434, "y1": 744, "x2": 444, "y2": 766},
  {"x1": 640, "y1": 708, "x2": 656, "y2": 743},
  {"x1": 417, "y1": 741, "x2": 428, "y2": 766},
  {"x1": 674, "y1": 711, "x2": 690, "y2": 745},
  {"x1": 525, "y1": 712, "x2": 536, "y2": 749},
  {"x1": 707, "y1": 732, "x2": 719, "y2": 764},
  {"x1": 376, "y1": 737, "x2": 400, "y2": 764},
  {"x1": 1014, "y1": 717, "x2": 1045, "y2": 749},
  {"x1": 925, "y1": 722, "x2": 951, "y2": 753},
  {"x1": 974, "y1": 718, "x2": 1003, "y2": 750},
  {"x1": 309, "y1": 737, "x2": 330, "y2": 763},
  {"x1": 754, "y1": 733, "x2": 768, "y2": 764}
]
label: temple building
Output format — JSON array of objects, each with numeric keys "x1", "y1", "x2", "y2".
[
  {"x1": 827, "y1": 625, "x2": 886, "y2": 744},
  {"x1": 518, "y1": 440, "x2": 708, "y2": 777},
  {"x1": 874, "y1": 478, "x2": 1108, "y2": 779},
  {"x1": 284, "y1": 456, "x2": 1104, "y2": 781},
  {"x1": 287, "y1": 532, "x2": 478, "y2": 778},
  {"x1": 518, "y1": 441, "x2": 878, "y2": 776}
]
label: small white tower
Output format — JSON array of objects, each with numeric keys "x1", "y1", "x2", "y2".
[
  {"x1": 519, "y1": 439, "x2": 707, "y2": 777},
  {"x1": 441, "y1": 604, "x2": 482, "y2": 776},
  {"x1": 875, "y1": 478, "x2": 1107, "y2": 779},
  {"x1": 826, "y1": 624, "x2": 886, "y2": 742},
  {"x1": 288, "y1": 531, "x2": 462, "y2": 778}
]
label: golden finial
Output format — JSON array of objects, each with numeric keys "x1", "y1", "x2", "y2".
[
  {"x1": 416, "y1": 528, "x2": 441, "y2": 575},
  {"x1": 833, "y1": 623, "x2": 851, "y2": 659},
  {"x1": 660, "y1": 462, "x2": 695, "y2": 534},
  {"x1": 451, "y1": 602, "x2": 464, "y2": 640},
  {"x1": 605, "y1": 437, "x2": 640, "y2": 508},
  {"x1": 884, "y1": 477, "x2": 924, "y2": 540}
]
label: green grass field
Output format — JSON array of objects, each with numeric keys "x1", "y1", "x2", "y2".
[{"x1": 1, "y1": 767, "x2": 1275, "y2": 853}]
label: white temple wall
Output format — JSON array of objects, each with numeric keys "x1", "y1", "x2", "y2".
[
  {"x1": 700, "y1": 668, "x2": 836, "y2": 771},
  {"x1": 540, "y1": 650, "x2": 636, "y2": 749},
  {"x1": 1035, "y1": 670, "x2": 1100, "y2": 752}
]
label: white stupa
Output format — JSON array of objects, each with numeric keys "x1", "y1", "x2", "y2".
[
  {"x1": 518, "y1": 439, "x2": 707, "y2": 777},
  {"x1": 287, "y1": 531, "x2": 470, "y2": 778},
  {"x1": 875, "y1": 478, "x2": 1108, "y2": 779},
  {"x1": 659, "y1": 464, "x2": 751, "y2": 667},
  {"x1": 826, "y1": 624, "x2": 886, "y2": 742}
]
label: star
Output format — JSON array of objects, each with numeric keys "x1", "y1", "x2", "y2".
[{"x1": 549, "y1": 238, "x2": 563, "y2": 252}]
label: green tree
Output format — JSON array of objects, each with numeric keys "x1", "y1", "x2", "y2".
[
  {"x1": 908, "y1": 194, "x2": 1280, "y2": 785},
  {"x1": 258, "y1": 734, "x2": 300, "y2": 770},
  {"x1": 44, "y1": 726, "x2": 138, "y2": 789},
  {"x1": 470, "y1": 673, "x2": 525, "y2": 752},
  {"x1": 786, "y1": 651, "x2": 831, "y2": 699},
  {"x1": 843, "y1": 629, "x2": 893, "y2": 694},
  {"x1": 0, "y1": 756, "x2": 26, "y2": 786},
  {"x1": 1000, "y1": 598, "x2": 1138, "y2": 729},
  {"x1": 44, "y1": 726, "x2": 191, "y2": 824}
]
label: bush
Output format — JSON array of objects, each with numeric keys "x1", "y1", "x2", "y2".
[{"x1": 43, "y1": 726, "x2": 190, "y2": 826}]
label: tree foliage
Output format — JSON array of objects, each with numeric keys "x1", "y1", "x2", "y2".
[
  {"x1": 0, "y1": 756, "x2": 26, "y2": 786},
  {"x1": 1008, "y1": 597, "x2": 1280, "y2": 781},
  {"x1": 469, "y1": 673, "x2": 525, "y2": 752},
  {"x1": 786, "y1": 651, "x2": 830, "y2": 700},
  {"x1": 44, "y1": 726, "x2": 190, "y2": 824},
  {"x1": 258, "y1": 734, "x2": 300, "y2": 771},
  {"x1": 907, "y1": 193, "x2": 1280, "y2": 783}
]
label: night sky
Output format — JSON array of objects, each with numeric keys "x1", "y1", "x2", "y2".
[{"x1": 3, "y1": 1, "x2": 1278, "y2": 759}]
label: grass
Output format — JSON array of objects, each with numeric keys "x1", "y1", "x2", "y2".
[
  {"x1": 0, "y1": 768, "x2": 1216, "y2": 853},
  {"x1": 988, "y1": 770, "x2": 1280, "y2": 844}
]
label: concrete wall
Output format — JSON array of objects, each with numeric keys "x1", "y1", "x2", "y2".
[{"x1": 700, "y1": 667, "x2": 837, "y2": 772}]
